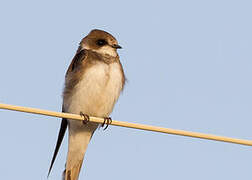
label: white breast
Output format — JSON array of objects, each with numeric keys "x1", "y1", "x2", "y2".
[{"x1": 65, "y1": 62, "x2": 123, "y2": 117}]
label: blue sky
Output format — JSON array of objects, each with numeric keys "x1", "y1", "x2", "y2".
[{"x1": 0, "y1": 0, "x2": 252, "y2": 179}]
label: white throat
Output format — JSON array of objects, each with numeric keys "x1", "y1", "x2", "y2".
[
  {"x1": 96, "y1": 46, "x2": 117, "y2": 57},
  {"x1": 82, "y1": 44, "x2": 117, "y2": 57}
]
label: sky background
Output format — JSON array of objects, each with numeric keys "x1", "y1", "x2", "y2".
[{"x1": 0, "y1": 0, "x2": 252, "y2": 179}]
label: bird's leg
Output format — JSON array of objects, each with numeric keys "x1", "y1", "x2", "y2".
[
  {"x1": 102, "y1": 117, "x2": 112, "y2": 130},
  {"x1": 80, "y1": 112, "x2": 90, "y2": 125}
]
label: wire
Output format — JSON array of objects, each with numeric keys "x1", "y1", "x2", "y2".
[{"x1": 0, "y1": 102, "x2": 251, "y2": 146}]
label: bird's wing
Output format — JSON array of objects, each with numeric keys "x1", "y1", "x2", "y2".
[
  {"x1": 48, "y1": 47, "x2": 88, "y2": 177},
  {"x1": 66, "y1": 47, "x2": 87, "y2": 75},
  {"x1": 47, "y1": 107, "x2": 68, "y2": 177}
]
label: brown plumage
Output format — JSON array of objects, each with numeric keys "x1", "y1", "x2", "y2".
[
  {"x1": 64, "y1": 49, "x2": 125, "y2": 101},
  {"x1": 48, "y1": 29, "x2": 125, "y2": 180}
]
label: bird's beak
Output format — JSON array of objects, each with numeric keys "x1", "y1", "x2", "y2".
[{"x1": 112, "y1": 44, "x2": 122, "y2": 49}]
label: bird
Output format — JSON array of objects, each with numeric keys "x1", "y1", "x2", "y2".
[{"x1": 48, "y1": 29, "x2": 125, "y2": 180}]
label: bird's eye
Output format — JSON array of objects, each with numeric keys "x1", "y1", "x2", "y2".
[{"x1": 96, "y1": 39, "x2": 107, "y2": 46}]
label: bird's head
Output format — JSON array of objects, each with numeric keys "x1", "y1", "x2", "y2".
[{"x1": 80, "y1": 29, "x2": 122, "y2": 57}]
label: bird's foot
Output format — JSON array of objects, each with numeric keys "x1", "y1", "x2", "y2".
[
  {"x1": 80, "y1": 112, "x2": 89, "y2": 125},
  {"x1": 101, "y1": 117, "x2": 112, "y2": 130}
]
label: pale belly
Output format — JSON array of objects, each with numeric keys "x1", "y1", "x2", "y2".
[{"x1": 64, "y1": 62, "x2": 123, "y2": 118}]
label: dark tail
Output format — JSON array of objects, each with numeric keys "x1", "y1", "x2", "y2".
[{"x1": 47, "y1": 118, "x2": 68, "y2": 177}]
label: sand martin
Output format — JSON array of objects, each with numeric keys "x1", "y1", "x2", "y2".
[{"x1": 48, "y1": 29, "x2": 125, "y2": 180}]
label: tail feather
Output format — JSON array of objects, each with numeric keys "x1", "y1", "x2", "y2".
[
  {"x1": 63, "y1": 120, "x2": 97, "y2": 180},
  {"x1": 63, "y1": 160, "x2": 83, "y2": 180}
]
